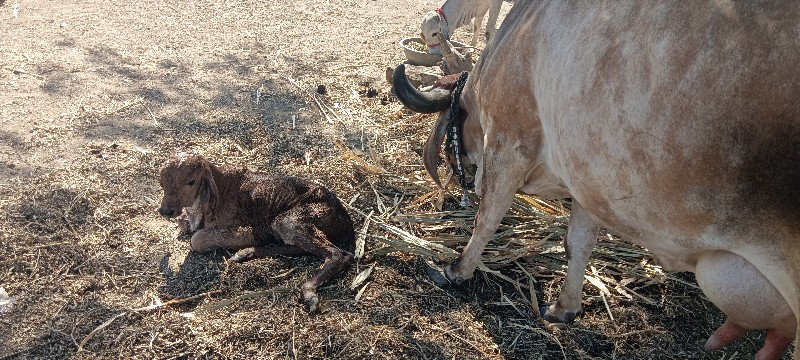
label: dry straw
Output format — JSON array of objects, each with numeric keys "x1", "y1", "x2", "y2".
[{"x1": 338, "y1": 143, "x2": 674, "y2": 311}]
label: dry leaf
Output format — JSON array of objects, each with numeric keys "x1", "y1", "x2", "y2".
[{"x1": 351, "y1": 263, "x2": 375, "y2": 290}]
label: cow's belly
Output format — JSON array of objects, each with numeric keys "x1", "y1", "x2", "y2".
[{"x1": 572, "y1": 192, "x2": 797, "y2": 335}]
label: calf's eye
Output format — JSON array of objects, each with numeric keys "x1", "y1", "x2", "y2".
[{"x1": 187, "y1": 180, "x2": 196, "y2": 186}]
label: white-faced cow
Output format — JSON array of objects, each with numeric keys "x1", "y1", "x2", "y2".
[
  {"x1": 419, "y1": 0, "x2": 503, "y2": 54},
  {"x1": 394, "y1": 1, "x2": 800, "y2": 359}
]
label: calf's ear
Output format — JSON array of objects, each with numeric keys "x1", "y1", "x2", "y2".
[{"x1": 198, "y1": 164, "x2": 219, "y2": 219}]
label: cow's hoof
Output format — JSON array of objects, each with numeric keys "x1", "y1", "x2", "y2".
[
  {"x1": 540, "y1": 303, "x2": 583, "y2": 324},
  {"x1": 303, "y1": 294, "x2": 320, "y2": 314},
  {"x1": 426, "y1": 264, "x2": 466, "y2": 287}
]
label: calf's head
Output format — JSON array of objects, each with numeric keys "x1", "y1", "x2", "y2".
[
  {"x1": 420, "y1": 11, "x2": 446, "y2": 49},
  {"x1": 392, "y1": 64, "x2": 475, "y2": 188},
  {"x1": 158, "y1": 153, "x2": 218, "y2": 219}
]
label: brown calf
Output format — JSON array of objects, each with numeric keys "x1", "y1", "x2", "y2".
[{"x1": 157, "y1": 153, "x2": 355, "y2": 313}]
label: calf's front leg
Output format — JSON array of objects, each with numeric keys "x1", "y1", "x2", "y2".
[
  {"x1": 470, "y1": 7, "x2": 489, "y2": 47},
  {"x1": 542, "y1": 200, "x2": 599, "y2": 323},
  {"x1": 189, "y1": 227, "x2": 258, "y2": 253},
  {"x1": 484, "y1": 0, "x2": 501, "y2": 43}
]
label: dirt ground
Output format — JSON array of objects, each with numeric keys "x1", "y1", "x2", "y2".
[{"x1": 0, "y1": 1, "x2": 792, "y2": 359}]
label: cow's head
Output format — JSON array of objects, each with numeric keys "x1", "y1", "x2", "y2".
[
  {"x1": 157, "y1": 153, "x2": 218, "y2": 219},
  {"x1": 392, "y1": 64, "x2": 476, "y2": 188}
]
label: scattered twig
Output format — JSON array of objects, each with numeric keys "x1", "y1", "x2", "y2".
[
  {"x1": 186, "y1": 288, "x2": 292, "y2": 315},
  {"x1": 131, "y1": 290, "x2": 222, "y2": 312},
  {"x1": 2, "y1": 66, "x2": 44, "y2": 79},
  {"x1": 590, "y1": 266, "x2": 614, "y2": 320},
  {"x1": 572, "y1": 327, "x2": 667, "y2": 338},
  {"x1": 354, "y1": 210, "x2": 373, "y2": 259},
  {"x1": 104, "y1": 98, "x2": 143, "y2": 116},
  {"x1": 429, "y1": 325, "x2": 485, "y2": 356},
  {"x1": 33, "y1": 241, "x2": 71, "y2": 249},
  {"x1": 77, "y1": 290, "x2": 223, "y2": 352},
  {"x1": 0, "y1": 340, "x2": 59, "y2": 360},
  {"x1": 508, "y1": 322, "x2": 566, "y2": 359},
  {"x1": 146, "y1": 106, "x2": 159, "y2": 126},
  {"x1": 289, "y1": 308, "x2": 298, "y2": 360},
  {"x1": 350, "y1": 263, "x2": 375, "y2": 290},
  {"x1": 77, "y1": 312, "x2": 127, "y2": 352},
  {"x1": 283, "y1": 75, "x2": 334, "y2": 124}
]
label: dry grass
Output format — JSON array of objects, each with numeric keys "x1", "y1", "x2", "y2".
[{"x1": 0, "y1": 0, "x2": 791, "y2": 359}]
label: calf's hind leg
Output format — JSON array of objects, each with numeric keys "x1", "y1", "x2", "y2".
[
  {"x1": 229, "y1": 245, "x2": 309, "y2": 262},
  {"x1": 273, "y1": 216, "x2": 353, "y2": 313}
]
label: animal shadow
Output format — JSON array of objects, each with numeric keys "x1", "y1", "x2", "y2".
[{"x1": 158, "y1": 250, "x2": 223, "y2": 302}]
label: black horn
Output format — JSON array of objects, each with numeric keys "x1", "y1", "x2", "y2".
[{"x1": 392, "y1": 64, "x2": 452, "y2": 113}]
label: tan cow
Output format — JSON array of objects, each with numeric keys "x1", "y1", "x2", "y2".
[{"x1": 393, "y1": 1, "x2": 800, "y2": 359}]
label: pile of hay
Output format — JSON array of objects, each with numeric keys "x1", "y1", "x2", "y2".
[{"x1": 331, "y1": 143, "x2": 673, "y2": 319}]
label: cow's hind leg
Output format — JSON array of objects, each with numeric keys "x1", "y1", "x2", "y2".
[
  {"x1": 542, "y1": 201, "x2": 599, "y2": 323},
  {"x1": 273, "y1": 216, "x2": 353, "y2": 313}
]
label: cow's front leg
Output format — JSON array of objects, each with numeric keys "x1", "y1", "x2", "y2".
[
  {"x1": 542, "y1": 200, "x2": 599, "y2": 323},
  {"x1": 428, "y1": 164, "x2": 518, "y2": 286}
]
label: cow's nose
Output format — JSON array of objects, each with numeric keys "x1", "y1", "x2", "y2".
[{"x1": 158, "y1": 207, "x2": 174, "y2": 217}]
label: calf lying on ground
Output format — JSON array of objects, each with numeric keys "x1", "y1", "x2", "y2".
[{"x1": 157, "y1": 153, "x2": 355, "y2": 313}]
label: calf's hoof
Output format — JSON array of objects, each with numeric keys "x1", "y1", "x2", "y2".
[
  {"x1": 540, "y1": 303, "x2": 583, "y2": 324},
  {"x1": 303, "y1": 293, "x2": 320, "y2": 314},
  {"x1": 229, "y1": 248, "x2": 255, "y2": 263},
  {"x1": 426, "y1": 264, "x2": 467, "y2": 287}
]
